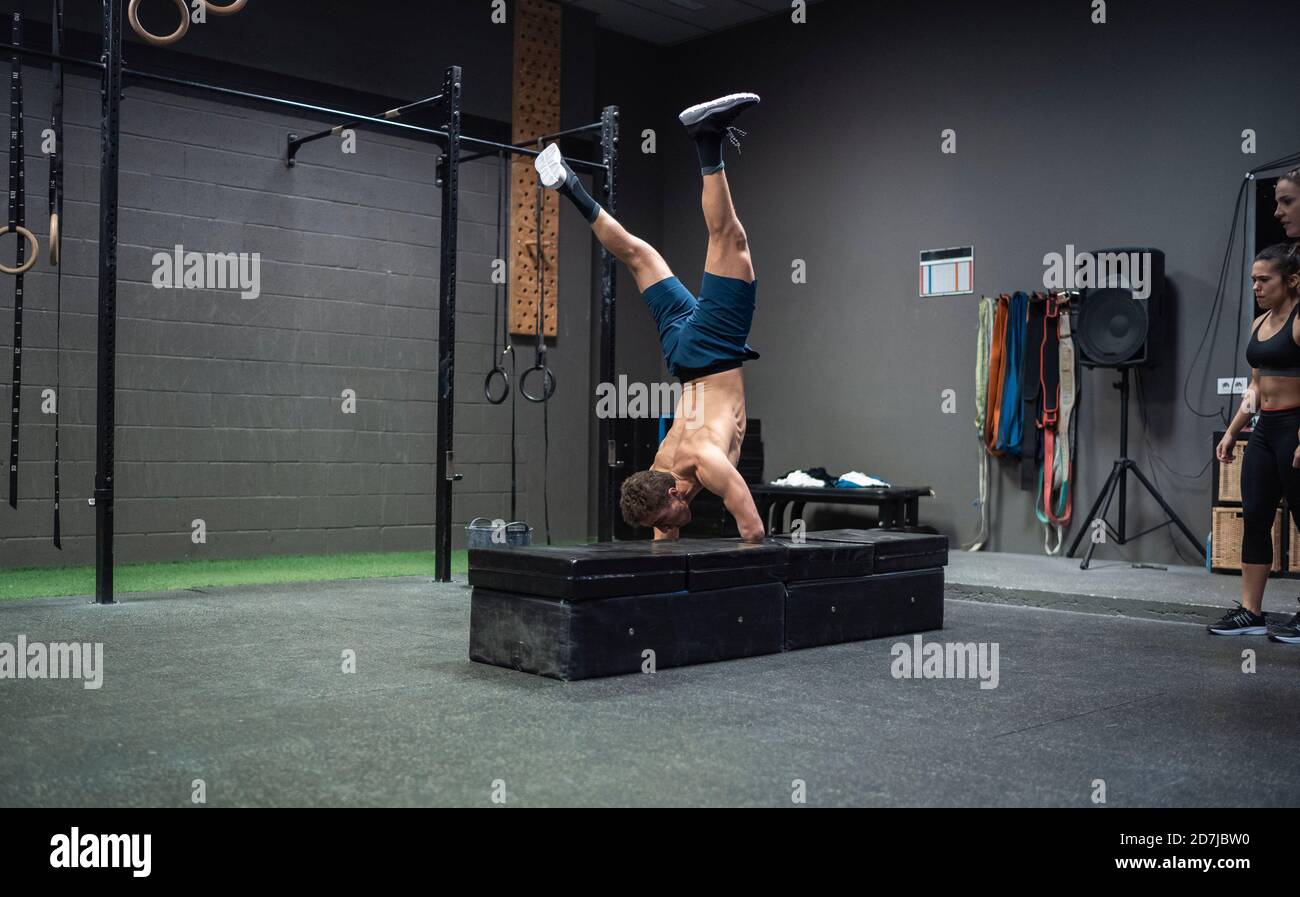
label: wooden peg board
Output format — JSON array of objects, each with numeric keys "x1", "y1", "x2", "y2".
[{"x1": 509, "y1": 0, "x2": 561, "y2": 338}]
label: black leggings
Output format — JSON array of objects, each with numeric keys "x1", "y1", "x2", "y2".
[{"x1": 1241, "y1": 407, "x2": 1300, "y2": 564}]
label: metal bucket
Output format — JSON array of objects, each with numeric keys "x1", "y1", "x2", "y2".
[{"x1": 466, "y1": 517, "x2": 533, "y2": 549}]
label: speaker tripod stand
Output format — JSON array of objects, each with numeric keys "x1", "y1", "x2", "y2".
[{"x1": 1066, "y1": 368, "x2": 1205, "y2": 569}]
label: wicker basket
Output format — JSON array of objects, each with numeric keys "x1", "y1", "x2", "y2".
[
  {"x1": 1215, "y1": 437, "x2": 1251, "y2": 503},
  {"x1": 1290, "y1": 512, "x2": 1300, "y2": 572},
  {"x1": 1211, "y1": 505, "x2": 1282, "y2": 572}
]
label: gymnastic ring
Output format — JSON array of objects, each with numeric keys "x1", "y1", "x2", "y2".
[
  {"x1": 520, "y1": 364, "x2": 556, "y2": 403},
  {"x1": 484, "y1": 367, "x2": 510, "y2": 405},
  {"x1": 203, "y1": 0, "x2": 248, "y2": 14},
  {"x1": 128, "y1": 0, "x2": 190, "y2": 47},
  {"x1": 0, "y1": 226, "x2": 39, "y2": 276},
  {"x1": 48, "y1": 213, "x2": 59, "y2": 266}
]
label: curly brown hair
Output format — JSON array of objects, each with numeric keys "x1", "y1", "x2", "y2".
[{"x1": 620, "y1": 470, "x2": 675, "y2": 526}]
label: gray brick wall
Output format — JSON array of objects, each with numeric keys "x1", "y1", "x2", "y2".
[{"x1": 1, "y1": 8, "x2": 609, "y2": 568}]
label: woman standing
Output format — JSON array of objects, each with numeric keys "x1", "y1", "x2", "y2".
[
  {"x1": 1212, "y1": 238, "x2": 1300, "y2": 636},
  {"x1": 1273, "y1": 167, "x2": 1298, "y2": 241}
]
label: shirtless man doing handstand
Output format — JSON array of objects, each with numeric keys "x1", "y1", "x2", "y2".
[{"x1": 537, "y1": 93, "x2": 765, "y2": 543}]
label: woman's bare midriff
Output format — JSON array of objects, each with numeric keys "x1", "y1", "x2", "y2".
[{"x1": 1257, "y1": 375, "x2": 1300, "y2": 411}]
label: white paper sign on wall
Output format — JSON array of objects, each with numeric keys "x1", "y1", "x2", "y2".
[{"x1": 920, "y1": 246, "x2": 974, "y2": 297}]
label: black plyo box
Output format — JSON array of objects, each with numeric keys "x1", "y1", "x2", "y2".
[
  {"x1": 468, "y1": 541, "x2": 688, "y2": 599},
  {"x1": 469, "y1": 582, "x2": 787, "y2": 680},
  {"x1": 784, "y1": 567, "x2": 945, "y2": 650},
  {"x1": 469, "y1": 538, "x2": 789, "y2": 598},
  {"x1": 774, "y1": 536, "x2": 874, "y2": 580},
  {"x1": 803, "y1": 529, "x2": 949, "y2": 573},
  {"x1": 660, "y1": 538, "x2": 788, "y2": 590}
]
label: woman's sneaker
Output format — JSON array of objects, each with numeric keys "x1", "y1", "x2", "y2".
[
  {"x1": 1207, "y1": 605, "x2": 1268, "y2": 635},
  {"x1": 1268, "y1": 601, "x2": 1300, "y2": 644}
]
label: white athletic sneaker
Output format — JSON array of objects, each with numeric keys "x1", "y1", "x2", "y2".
[
  {"x1": 677, "y1": 92, "x2": 761, "y2": 130},
  {"x1": 534, "y1": 143, "x2": 570, "y2": 189}
]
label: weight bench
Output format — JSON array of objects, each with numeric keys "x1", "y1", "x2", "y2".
[{"x1": 751, "y1": 485, "x2": 937, "y2": 534}]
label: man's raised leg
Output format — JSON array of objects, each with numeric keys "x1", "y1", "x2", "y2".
[
  {"x1": 679, "y1": 93, "x2": 760, "y2": 282},
  {"x1": 591, "y1": 210, "x2": 674, "y2": 292},
  {"x1": 536, "y1": 144, "x2": 672, "y2": 291},
  {"x1": 701, "y1": 170, "x2": 753, "y2": 282}
]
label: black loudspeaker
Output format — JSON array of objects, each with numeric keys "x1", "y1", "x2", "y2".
[{"x1": 1072, "y1": 247, "x2": 1166, "y2": 369}]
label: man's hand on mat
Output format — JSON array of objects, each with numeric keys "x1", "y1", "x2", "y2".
[{"x1": 694, "y1": 444, "x2": 766, "y2": 543}]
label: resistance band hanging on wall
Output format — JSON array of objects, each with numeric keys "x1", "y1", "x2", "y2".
[
  {"x1": 1036, "y1": 296, "x2": 1077, "y2": 549},
  {"x1": 995, "y1": 291, "x2": 1028, "y2": 457},
  {"x1": 970, "y1": 289, "x2": 1080, "y2": 554},
  {"x1": 49, "y1": 0, "x2": 65, "y2": 547},
  {"x1": 5, "y1": 12, "x2": 38, "y2": 509},
  {"x1": 1020, "y1": 292, "x2": 1078, "y2": 554},
  {"x1": 966, "y1": 295, "x2": 997, "y2": 551},
  {"x1": 982, "y1": 293, "x2": 1009, "y2": 456}
]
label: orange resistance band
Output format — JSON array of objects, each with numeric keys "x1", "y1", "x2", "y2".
[{"x1": 984, "y1": 294, "x2": 1010, "y2": 456}]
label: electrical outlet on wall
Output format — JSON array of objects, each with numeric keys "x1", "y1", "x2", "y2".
[
  {"x1": 1233, "y1": 377, "x2": 1248, "y2": 394},
  {"x1": 1217, "y1": 378, "x2": 1234, "y2": 395}
]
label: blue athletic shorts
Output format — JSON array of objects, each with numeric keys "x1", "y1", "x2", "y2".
[{"x1": 641, "y1": 272, "x2": 760, "y2": 381}]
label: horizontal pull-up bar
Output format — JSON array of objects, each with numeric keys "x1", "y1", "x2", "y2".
[
  {"x1": 287, "y1": 92, "x2": 445, "y2": 166},
  {"x1": 0, "y1": 40, "x2": 448, "y2": 140},
  {"x1": 459, "y1": 120, "x2": 604, "y2": 165},
  {"x1": 0, "y1": 40, "x2": 609, "y2": 173},
  {"x1": 457, "y1": 134, "x2": 607, "y2": 172}
]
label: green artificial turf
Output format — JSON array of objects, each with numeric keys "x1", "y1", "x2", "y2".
[{"x1": 0, "y1": 550, "x2": 470, "y2": 600}]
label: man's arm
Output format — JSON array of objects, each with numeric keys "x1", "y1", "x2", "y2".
[{"x1": 694, "y1": 444, "x2": 765, "y2": 542}]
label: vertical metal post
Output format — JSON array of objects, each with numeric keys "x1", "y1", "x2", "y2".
[
  {"x1": 596, "y1": 106, "x2": 619, "y2": 542},
  {"x1": 434, "y1": 66, "x2": 461, "y2": 582},
  {"x1": 8, "y1": 13, "x2": 26, "y2": 511},
  {"x1": 94, "y1": 0, "x2": 124, "y2": 605}
]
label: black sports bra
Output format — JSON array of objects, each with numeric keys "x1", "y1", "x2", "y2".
[{"x1": 1247, "y1": 302, "x2": 1300, "y2": 378}]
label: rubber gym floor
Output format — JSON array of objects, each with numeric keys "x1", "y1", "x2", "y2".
[{"x1": 2, "y1": 568, "x2": 1298, "y2": 807}]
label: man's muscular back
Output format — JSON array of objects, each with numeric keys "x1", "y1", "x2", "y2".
[{"x1": 650, "y1": 368, "x2": 766, "y2": 542}]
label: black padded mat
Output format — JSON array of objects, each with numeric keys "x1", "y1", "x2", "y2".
[
  {"x1": 772, "y1": 536, "x2": 874, "y2": 580},
  {"x1": 802, "y1": 529, "x2": 949, "y2": 573},
  {"x1": 469, "y1": 582, "x2": 787, "y2": 680},
  {"x1": 784, "y1": 567, "x2": 945, "y2": 650},
  {"x1": 468, "y1": 541, "x2": 687, "y2": 600},
  {"x1": 469, "y1": 538, "x2": 789, "y2": 598},
  {"x1": 656, "y1": 538, "x2": 788, "y2": 590}
]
